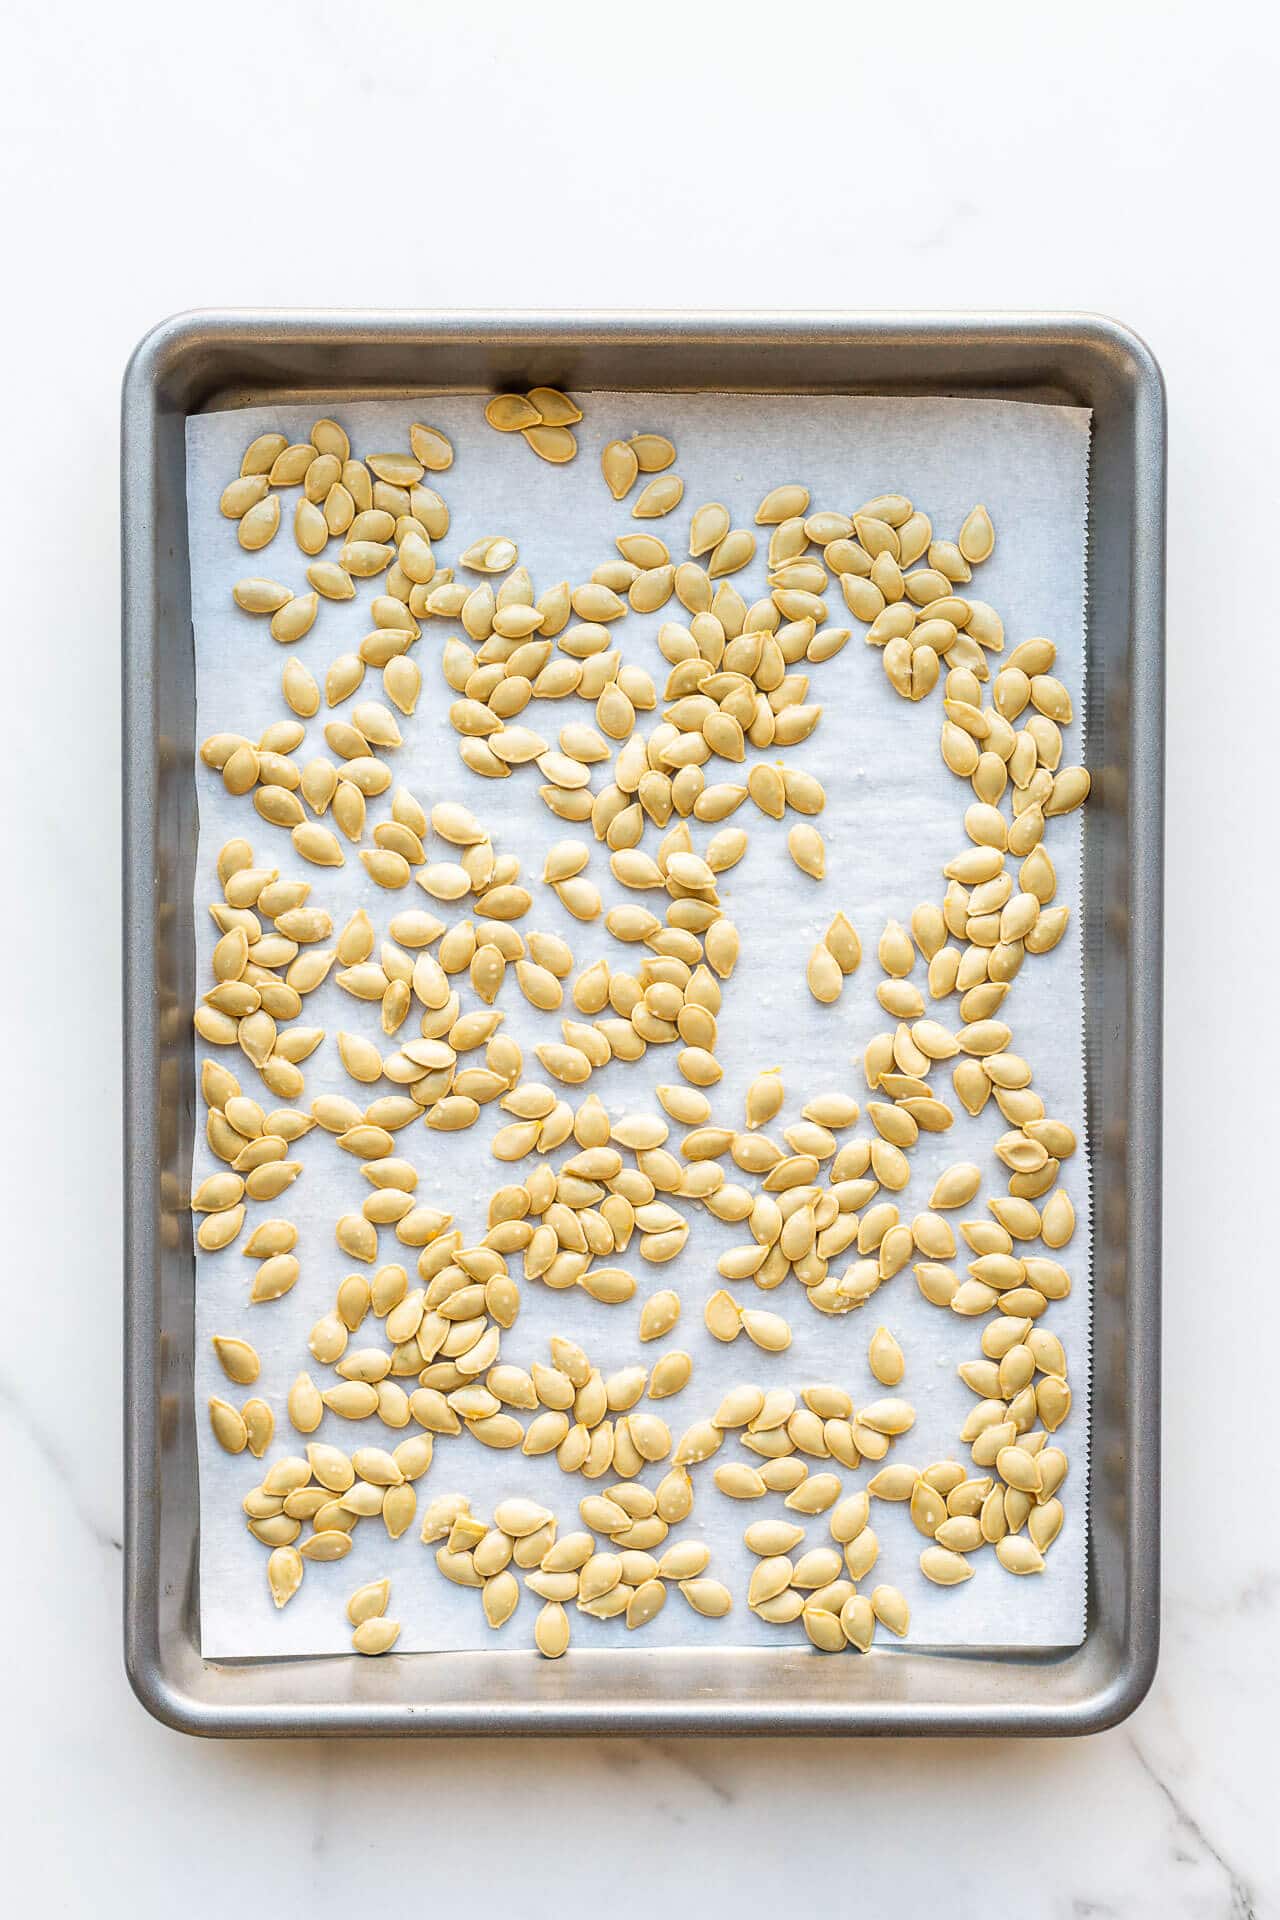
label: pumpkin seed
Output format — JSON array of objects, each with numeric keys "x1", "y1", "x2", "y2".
[
  {"x1": 996, "y1": 1535, "x2": 1045, "y2": 1575},
  {"x1": 787, "y1": 822, "x2": 825, "y2": 880},
  {"x1": 870, "y1": 1584, "x2": 910, "y2": 1637},
  {"x1": 266, "y1": 1546, "x2": 304, "y2": 1609},
  {"x1": 807, "y1": 942, "x2": 843, "y2": 1004},
  {"x1": 956, "y1": 504, "x2": 995, "y2": 564},
  {"x1": 486, "y1": 393, "x2": 542, "y2": 433},
  {"x1": 632, "y1": 474, "x2": 684, "y2": 519},
  {"x1": 241, "y1": 432, "x2": 289, "y2": 477},
  {"x1": 524, "y1": 424, "x2": 577, "y2": 464},
  {"x1": 868, "y1": 1326, "x2": 904, "y2": 1387},
  {"x1": 352, "y1": 1616, "x2": 402, "y2": 1655},
  {"x1": 208, "y1": 1397, "x2": 247, "y2": 1453},
  {"x1": 241, "y1": 1400, "x2": 273, "y2": 1456},
  {"x1": 785, "y1": 1473, "x2": 842, "y2": 1514},
  {"x1": 211, "y1": 1335, "x2": 260, "y2": 1385},
  {"x1": 930, "y1": 1162, "x2": 982, "y2": 1209},
  {"x1": 920, "y1": 1545, "x2": 974, "y2": 1586},
  {"x1": 678, "y1": 1578, "x2": 732, "y2": 1618}
]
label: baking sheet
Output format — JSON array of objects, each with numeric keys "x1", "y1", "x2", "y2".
[{"x1": 186, "y1": 391, "x2": 1092, "y2": 1658}]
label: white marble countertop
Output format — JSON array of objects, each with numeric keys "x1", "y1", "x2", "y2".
[{"x1": 3, "y1": 1, "x2": 1274, "y2": 1912}]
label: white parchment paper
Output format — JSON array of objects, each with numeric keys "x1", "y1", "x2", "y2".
[{"x1": 187, "y1": 391, "x2": 1091, "y2": 1658}]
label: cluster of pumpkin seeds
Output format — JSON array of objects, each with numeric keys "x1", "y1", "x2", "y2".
[
  {"x1": 346, "y1": 1577, "x2": 400, "y2": 1654},
  {"x1": 484, "y1": 386, "x2": 584, "y2": 464},
  {"x1": 744, "y1": 1492, "x2": 908, "y2": 1649},
  {"x1": 193, "y1": 832, "x2": 331, "y2": 1099},
  {"x1": 237, "y1": 1425, "x2": 433, "y2": 1594},
  {"x1": 421, "y1": 1491, "x2": 728, "y2": 1651},
  {"x1": 198, "y1": 399, "x2": 1087, "y2": 1652}
]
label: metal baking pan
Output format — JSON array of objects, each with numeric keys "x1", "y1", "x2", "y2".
[{"x1": 122, "y1": 310, "x2": 1164, "y2": 1737}]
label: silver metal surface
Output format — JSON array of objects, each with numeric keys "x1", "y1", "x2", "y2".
[{"x1": 122, "y1": 311, "x2": 1165, "y2": 1737}]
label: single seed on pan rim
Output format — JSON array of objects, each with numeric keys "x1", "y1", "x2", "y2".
[{"x1": 486, "y1": 393, "x2": 543, "y2": 432}]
